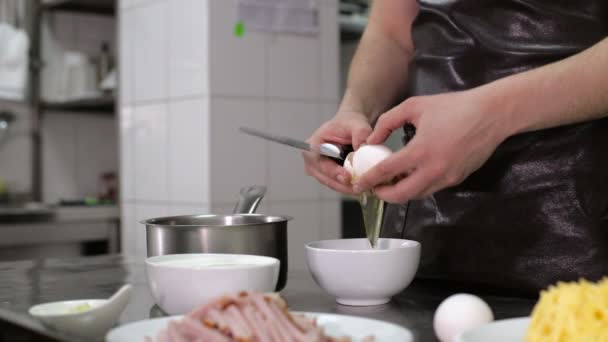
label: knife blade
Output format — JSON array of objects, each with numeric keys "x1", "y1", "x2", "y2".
[{"x1": 239, "y1": 126, "x2": 348, "y2": 160}]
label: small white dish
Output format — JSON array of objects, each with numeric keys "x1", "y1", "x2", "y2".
[
  {"x1": 455, "y1": 317, "x2": 529, "y2": 342},
  {"x1": 305, "y1": 238, "x2": 420, "y2": 306},
  {"x1": 145, "y1": 253, "x2": 280, "y2": 315},
  {"x1": 106, "y1": 312, "x2": 413, "y2": 342},
  {"x1": 29, "y1": 284, "x2": 132, "y2": 340}
]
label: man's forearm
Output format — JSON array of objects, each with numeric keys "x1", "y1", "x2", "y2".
[
  {"x1": 339, "y1": 28, "x2": 412, "y2": 123},
  {"x1": 479, "y1": 38, "x2": 608, "y2": 137},
  {"x1": 338, "y1": 0, "x2": 418, "y2": 124}
]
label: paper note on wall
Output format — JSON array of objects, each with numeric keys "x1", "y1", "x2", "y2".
[{"x1": 237, "y1": 0, "x2": 319, "y2": 35}]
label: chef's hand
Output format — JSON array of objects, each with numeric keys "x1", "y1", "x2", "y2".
[
  {"x1": 353, "y1": 90, "x2": 508, "y2": 203},
  {"x1": 303, "y1": 111, "x2": 372, "y2": 194}
]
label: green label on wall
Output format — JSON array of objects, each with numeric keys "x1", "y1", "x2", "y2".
[{"x1": 234, "y1": 21, "x2": 245, "y2": 38}]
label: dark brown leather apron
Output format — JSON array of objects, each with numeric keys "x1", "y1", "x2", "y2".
[{"x1": 383, "y1": 0, "x2": 608, "y2": 296}]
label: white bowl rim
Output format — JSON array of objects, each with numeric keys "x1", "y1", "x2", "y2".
[
  {"x1": 28, "y1": 299, "x2": 106, "y2": 318},
  {"x1": 145, "y1": 253, "x2": 280, "y2": 269},
  {"x1": 305, "y1": 238, "x2": 420, "y2": 253}
]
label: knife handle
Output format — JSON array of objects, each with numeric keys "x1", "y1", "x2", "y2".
[
  {"x1": 339, "y1": 144, "x2": 354, "y2": 161},
  {"x1": 402, "y1": 124, "x2": 416, "y2": 145},
  {"x1": 323, "y1": 144, "x2": 353, "y2": 166}
]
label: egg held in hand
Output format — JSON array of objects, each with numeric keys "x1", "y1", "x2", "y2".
[
  {"x1": 342, "y1": 145, "x2": 392, "y2": 248},
  {"x1": 343, "y1": 144, "x2": 393, "y2": 183},
  {"x1": 433, "y1": 293, "x2": 494, "y2": 342}
]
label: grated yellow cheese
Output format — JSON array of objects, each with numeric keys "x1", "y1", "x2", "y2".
[{"x1": 526, "y1": 278, "x2": 608, "y2": 342}]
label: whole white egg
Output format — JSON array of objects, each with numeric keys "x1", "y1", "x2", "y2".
[
  {"x1": 343, "y1": 145, "x2": 392, "y2": 182},
  {"x1": 433, "y1": 293, "x2": 494, "y2": 342}
]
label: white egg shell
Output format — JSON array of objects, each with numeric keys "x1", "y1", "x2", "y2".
[
  {"x1": 343, "y1": 152, "x2": 355, "y2": 177},
  {"x1": 433, "y1": 293, "x2": 494, "y2": 342},
  {"x1": 351, "y1": 145, "x2": 392, "y2": 178}
]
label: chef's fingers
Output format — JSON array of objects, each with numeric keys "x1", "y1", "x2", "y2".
[
  {"x1": 418, "y1": 173, "x2": 462, "y2": 199},
  {"x1": 302, "y1": 150, "x2": 346, "y2": 181},
  {"x1": 367, "y1": 99, "x2": 421, "y2": 145},
  {"x1": 373, "y1": 167, "x2": 436, "y2": 203},
  {"x1": 351, "y1": 124, "x2": 373, "y2": 150},
  {"x1": 418, "y1": 185, "x2": 442, "y2": 200},
  {"x1": 317, "y1": 158, "x2": 351, "y2": 185},
  {"x1": 302, "y1": 152, "x2": 354, "y2": 194},
  {"x1": 308, "y1": 165, "x2": 355, "y2": 195},
  {"x1": 352, "y1": 141, "x2": 423, "y2": 193},
  {"x1": 307, "y1": 122, "x2": 352, "y2": 146},
  {"x1": 308, "y1": 135, "x2": 351, "y2": 147}
]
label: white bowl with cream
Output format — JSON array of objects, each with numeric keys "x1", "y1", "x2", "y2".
[
  {"x1": 145, "y1": 254, "x2": 280, "y2": 315},
  {"x1": 305, "y1": 238, "x2": 420, "y2": 306}
]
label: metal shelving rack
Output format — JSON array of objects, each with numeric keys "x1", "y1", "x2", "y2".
[
  {"x1": 42, "y1": 95, "x2": 115, "y2": 112},
  {"x1": 27, "y1": 0, "x2": 116, "y2": 200},
  {"x1": 41, "y1": 0, "x2": 115, "y2": 15},
  {"x1": 35, "y1": 0, "x2": 116, "y2": 114}
]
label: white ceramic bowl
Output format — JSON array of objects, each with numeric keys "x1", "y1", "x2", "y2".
[
  {"x1": 305, "y1": 238, "x2": 420, "y2": 306},
  {"x1": 28, "y1": 285, "x2": 132, "y2": 340},
  {"x1": 145, "y1": 254, "x2": 280, "y2": 315}
]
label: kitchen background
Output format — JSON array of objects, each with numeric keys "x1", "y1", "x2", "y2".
[{"x1": 0, "y1": 0, "x2": 401, "y2": 271}]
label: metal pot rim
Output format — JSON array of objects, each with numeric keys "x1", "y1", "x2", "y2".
[{"x1": 141, "y1": 213, "x2": 293, "y2": 228}]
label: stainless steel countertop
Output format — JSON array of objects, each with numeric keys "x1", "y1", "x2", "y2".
[
  {"x1": 0, "y1": 255, "x2": 536, "y2": 341},
  {"x1": 0, "y1": 205, "x2": 119, "y2": 225}
]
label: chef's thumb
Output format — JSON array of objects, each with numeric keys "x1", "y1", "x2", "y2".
[{"x1": 368, "y1": 102, "x2": 419, "y2": 145}]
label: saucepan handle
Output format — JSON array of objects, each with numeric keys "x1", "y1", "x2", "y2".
[{"x1": 233, "y1": 185, "x2": 267, "y2": 214}]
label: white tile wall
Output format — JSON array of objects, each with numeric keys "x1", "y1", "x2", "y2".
[
  {"x1": 119, "y1": 10, "x2": 135, "y2": 104},
  {"x1": 119, "y1": 1, "x2": 342, "y2": 261},
  {"x1": 209, "y1": 97, "x2": 267, "y2": 204},
  {"x1": 168, "y1": 203, "x2": 211, "y2": 216},
  {"x1": 168, "y1": 98, "x2": 209, "y2": 204},
  {"x1": 209, "y1": 0, "x2": 267, "y2": 97},
  {"x1": 119, "y1": 0, "x2": 147, "y2": 10},
  {"x1": 168, "y1": 0, "x2": 209, "y2": 98},
  {"x1": 211, "y1": 202, "x2": 270, "y2": 215},
  {"x1": 267, "y1": 100, "x2": 322, "y2": 202},
  {"x1": 133, "y1": 0, "x2": 168, "y2": 102},
  {"x1": 134, "y1": 103, "x2": 168, "y2": 201},
  {"x1": 210, "y1": 203, "x2": 238, "y2": 215},
  {"x1": 319, "y1": 2, "x2": 340, "y2": 101},
  {"x1": 135, "y1": 203, "x2": 167, "y2": 260},
  {"x1": 119, "y1": 0, "x2": 134, "y2": 10},
  {"x1": 119, "y1": 106, "x2": 135, "y2": 201},
  {"x1": 268, "y1": 35, "x2": 319, "y2": 100},
  {"x1": 120, "y1": 203, "x2": 136, "y2": 256}
]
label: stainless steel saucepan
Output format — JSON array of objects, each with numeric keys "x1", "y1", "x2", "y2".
[{"x1": 141, "y1": 186, "x2": 292, "y2": 291}]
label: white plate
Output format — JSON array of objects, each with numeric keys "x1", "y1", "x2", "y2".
[
  {"x1": 106, "y1": 312, "x2": 413, "y2": 342},
  {"x1": 455, "y1": 317, "x2": 530, "y2": 342}
]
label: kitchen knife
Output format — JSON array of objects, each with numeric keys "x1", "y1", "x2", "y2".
[{"x1": 239, "y1": 126, "x2": 351, "y2": 161}]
